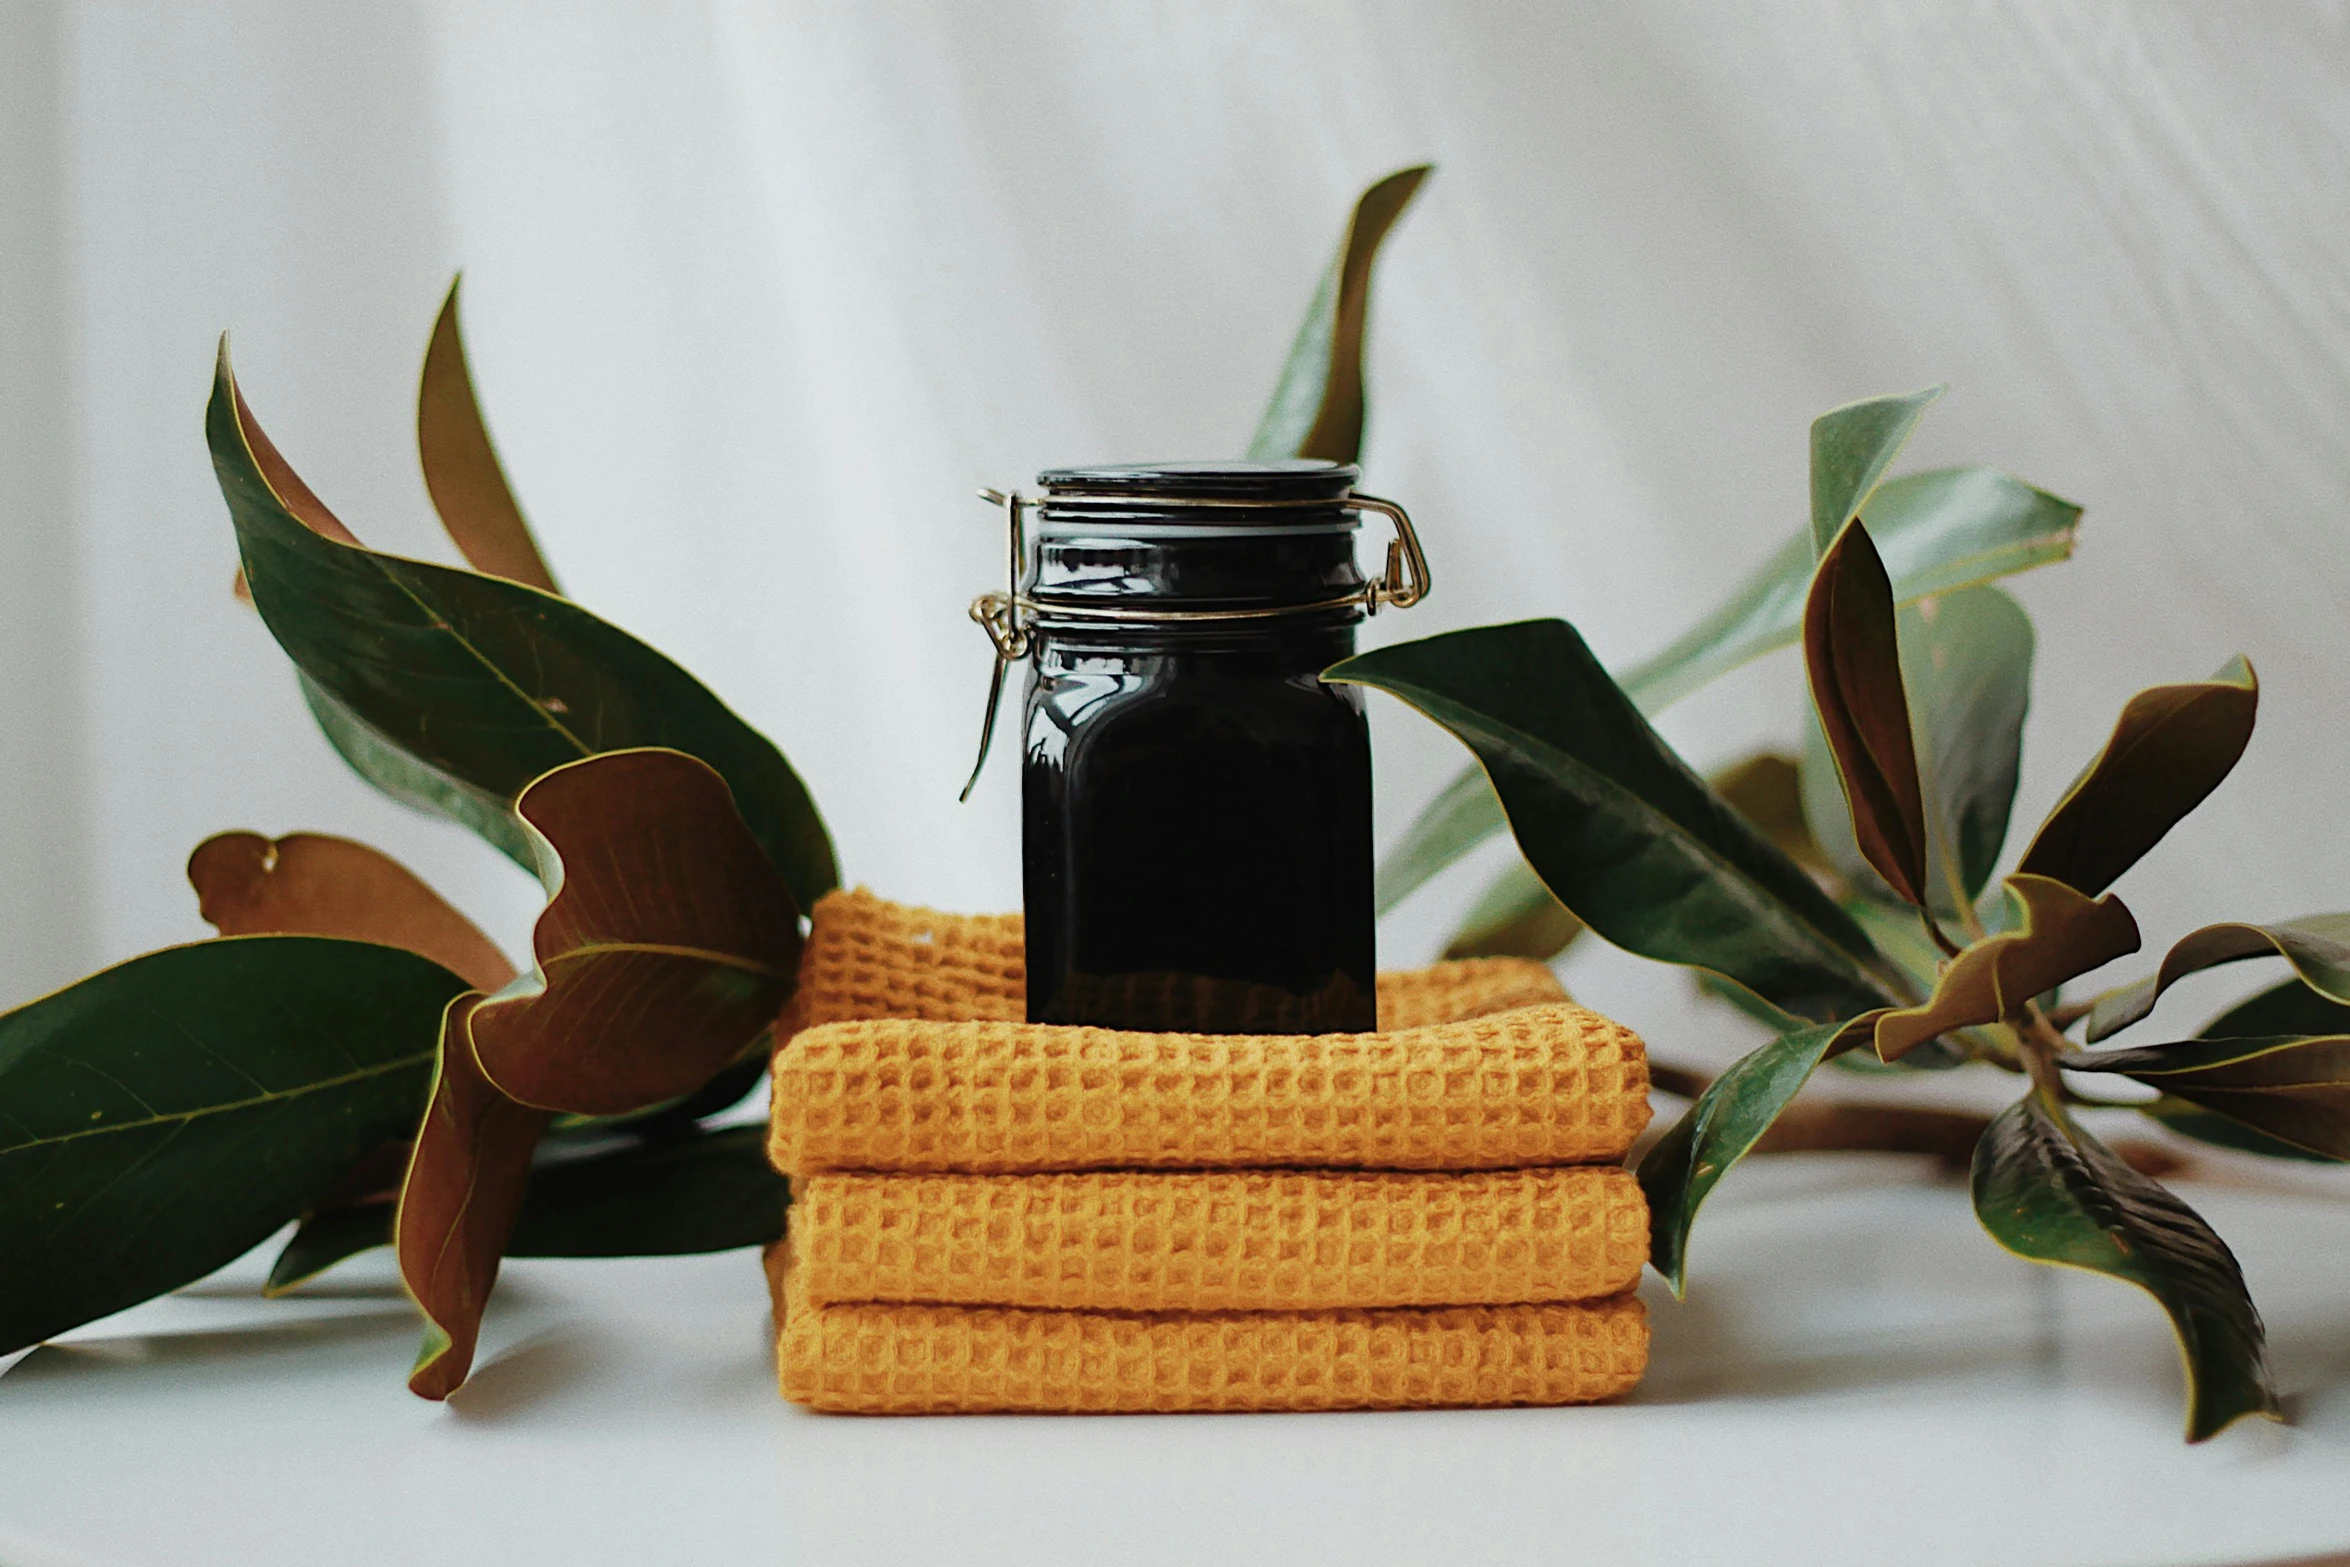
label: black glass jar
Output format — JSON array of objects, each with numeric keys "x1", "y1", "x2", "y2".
[{"x1": 965, "y1": 461, "x2": 1429, "y2": 1035}]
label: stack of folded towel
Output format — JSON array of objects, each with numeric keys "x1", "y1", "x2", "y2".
[{"x1": 765, "y1": 889, "x2": 1654, "y2": 1415}]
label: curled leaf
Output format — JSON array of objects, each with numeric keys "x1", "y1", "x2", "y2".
[
  {"x1": 1971, "y1": 1088, "x2": 2278, "y2": 1441},
  {"x1": 209, "y1": 342, "x2": 838, "y2": 910},
  {"x1": 1329, "y1": 620, "x2": 1892, "y2": 1023},
  {"x1": 470, "y1": 748, "x2": 800, "y2": 1117},
  {"x1": 1639, "y1": 1018, "x2": 1858, "y2": 1293},
  {"x1": 2063, "y1": 1033, "x2": 2350, "y2": 1162},
  {"x1": 1872, "y1": 874, "x2": 2140, "y2": 1061},
  {"x1": 2085, "y1": 914, "x2": 2350, "y2": 1042},
  {"x1": 397, "y1": 995, "x2": 550, "y2": 1401},
  {"x1": 1804, "y1": 519, "x2": 1930, "y2": 910},
  {"x1": 418, "y1": 277, "x2": 560, "y2": 593},
  {"x1": 1809, "y1": 386, "x2": 1945, "y2": 555},
  {"x1": 2018, "y1": 657, "x2": 2258, "y2": 898},
  {"x1": 1248, "y1": 165, "x2": 1430, "y2": 463},
  {"x1": 188, "y1": 830, "x2": 516, "y2": 993}
]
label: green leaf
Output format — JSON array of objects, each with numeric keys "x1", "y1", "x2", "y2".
[
  {"x1": 268, "y1": 1123, "x2": 790, "y2": 1291},
  {"x1": 1639, "y1": 1018, "x2": 1854, "y2": 1292},
  {"x1": 505, "y1": 1124, "x2": 788, "y2": 1256},
  {"x1": 1971, "y1": 1088, "x2": 2278, "y2": 1441},
  {"x1": 0, "y1": 938, "x2": 468, "y2": 1355},
  {"x1": 1441, "y1": 858, "x2": 1584, "y2": 963},
  {"x1": 1441, "y1": 750, "x2": 1816, "y2": 962},
  {"x1": 1330, "y1": 620, "x2": 1892, "y2": 1022},
  {"x1": 2137, "y1": 1096, "x2": 2342, "y2": 1164},
  {"x1": 298, "y1": 673, "x2": 539, "y2": 870},
  {"x1": 1247, "y1": 165, "x2": 1430, "y2": 463},
  {"x1": 1376, "y1": 764, "x2": 1507, "y2": 916},
  {"x1": 1380, "y1": 466, "x2": 2081, "y2": 914},
  {"x1": 1809, "y1": 387, "x2": 1944, "y2": 555},
  {"x1": 1804, "y1": 519, "x2": 1932, "y2": 910},
  {"x1": 2061, "y1": 1033, "x2": 2350, "y2": 1162},
  {"x1": 209, "y1": 344, "x2": 838, "y2": 912},
  {"x1": 1903, "y1": 586, "x2": 2033, "y2": 912},
  {"x1": 2018, "y1": 657, "x2": 2258, "y2": 899},
  {"x1": 417, "y1": 277, "x2": 561, "y2": 593},
  {"x1": 2204, "y1": 976, "x2": 2350, "y2": 1039},
  {"x1": 2086, "y1": 914, "x2": 2350, "y2": 1042}
]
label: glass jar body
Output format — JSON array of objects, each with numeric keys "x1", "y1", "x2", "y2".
[
  {"x1": 1023, "y1": 622, "x2": 1375, "y2": 1033},
  {"x1": 1016, "y1": 471, "x2": 1378, "y2": 1035}
]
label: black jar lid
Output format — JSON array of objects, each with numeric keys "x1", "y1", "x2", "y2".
[{"x1": 1036, "y1": 460, "x2": 1359, "y2": 506}]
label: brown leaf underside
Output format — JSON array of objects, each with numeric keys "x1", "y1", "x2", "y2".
[
  {"x1": 468, "y1": 749, "x2": 801, "y2": 1116},
  {"x1": 397, "y1": 995, "x2": 551, "y2": 1401},
  {"x1": 1873, "y1": 874, "x2": 2140, "y2": 1060},
  {"x1": 1804, "y1": 518, "x2": 1930, "y2": 909},
  {"x1": 188, "y1": 830, "x2": 516, "y2": 993},
  {"x1": 418, "y1": 279, "x2": 561, "y2": 593}
]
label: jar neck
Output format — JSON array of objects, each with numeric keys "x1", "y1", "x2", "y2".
[{"x1": 1024, "y1": 527, "x2": 1368, "y2": 628}]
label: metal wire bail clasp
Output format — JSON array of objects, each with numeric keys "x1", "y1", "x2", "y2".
[
  {"x1": 1350, "y1": 493, "x2": 1431, "y2": 613},
  {"x1": 958, "y1": 487, "x2": 1032, "y2": 801}
]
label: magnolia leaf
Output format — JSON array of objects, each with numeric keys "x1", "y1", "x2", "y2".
[
  {"x1": 1379, "y1": 465, "x2": 2081, "y2": 913},
  {"x1": 2085, "y1": 914, "x2": 2350, "y2": 1042},
  {"x1": 2017, "y1": 657, "x2": 2258, "y2": 898},
  {"x1": 1330, "y1": 620, "x2": 1891, "y2": 1022},
  {"x1": 0, "y1": 938, "x2": 468, "y2": 1355},
  {"x1": 1904, "y1": 586, "x2": 2033, "y2": 913},
  {"x1": 2063, "y1": 1033, "x2": 2350, "y2": 1161},
  {"x1": 210, "y1": 343, "x2": 838, "y2": 911},
  {"x1": 2138, "y1": 1097, "x2": 2341, "y2": 1164},
  {"x1": 2205, "y1": 976, "x2": 2350, "y2": 1039},
  {"x1": 1441, "y1": 751, "x2": 1816, "y2": 962},
  {"x1": 418, "y1": 277, "x2": 560, "y2": 594},
  {"x1": 1872, "y1": 874, "x2": 2139, "y2": 1061},
  {"x1": 1710, "y1": 752, "x2": 1831, "y2": 876},
  {"x1": 398, "y1": 994, "x2": 550, "y2": 1401},
  {"x1": 1640, "y1": 1018, "x2": 1857, "y2": 1293},
  {"x1": 296, "y1": 673, "x2": 539, "y2": 868},
  {"x1": 1247, "y1": 165, "x2": 1430, "y2": 463},
  {"x1": 269, "y1": 1123, "x2": 789, "y2": 1292},
  {"x1": 470, "y1": 749, "x2": 799, "y2": 1116},
  {"x1": 1442, "y1": 858, "x2": 1584, "y2": 962},
  {"x1": 1809, "y1": 387, "x2": 1944, "y2": 555},
  {"x1": 1972, "y1": 1088, "x2": 2278, "y2": 1441},
  {"x1": 1376, "y1": 764, "x2": 1507, "y2": 916},
  {"x1": 187, "y1": 830, "x2": 516, "y2": 993},
  {"x1": 1801, "y1": 586, "x2": 2035, "y2": 921},
  {"x1": 1805, "y1": 518, "x2": 1931, "y2": 909}
]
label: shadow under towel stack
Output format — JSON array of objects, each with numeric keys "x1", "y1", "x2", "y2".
[{"x1": 765, "y1": 889, "x2": 1654, "y2": 1415}]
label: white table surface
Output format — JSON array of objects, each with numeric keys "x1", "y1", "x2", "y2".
[{"x1": 5, "y1": 1155, "x2": 2349, "y2": 1567}]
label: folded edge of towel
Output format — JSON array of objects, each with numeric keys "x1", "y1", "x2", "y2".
[
  {"x1": 767, "y1": 1241, "x2": 1650, "y2": 1416},
  {"x1": 788, "y1": 1167, "x2": 1649, "y2": 1312},
  {"x1": 770, "y1": 1003, "x2": 1651, "y2": 1177}
]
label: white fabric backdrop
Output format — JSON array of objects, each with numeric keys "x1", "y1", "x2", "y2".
[{"x1": 5, "y1": 1, "x2": 2348, "y2": 1064}]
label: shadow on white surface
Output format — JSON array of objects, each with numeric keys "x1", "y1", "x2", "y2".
[{"x1": 2, "y1": 1162, "x2": 2348, "y2": 1567}]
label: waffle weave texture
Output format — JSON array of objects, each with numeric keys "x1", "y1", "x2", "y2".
[
  {"x1": 768, "y1": 1241, "x2": 1650, "y2": 1415},
  {"x1": 788, "y1": 1167, "x2": 1647, "y2": 1311},
  {"x1": 779, "y1": 887, "x2": 1571, "y2": 1036},
  {"x1": 770, "y1": 1003, "x2": 1649, "y2": 1176}
]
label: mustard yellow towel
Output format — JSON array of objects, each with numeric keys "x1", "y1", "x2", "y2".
[
  {"x1": 767, "y1": 1243, "x2": 1649, "y2": 1415},
  {"x1": 769, "y1": 1003, "x2": 1649, "y2": 1177},
  {"x1": 780, "y1": 887, "x2": 1571, "y2": 1036},
  {"x1": 789, "y1": 1167, "x2": 1648, "y2": 1313}
]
